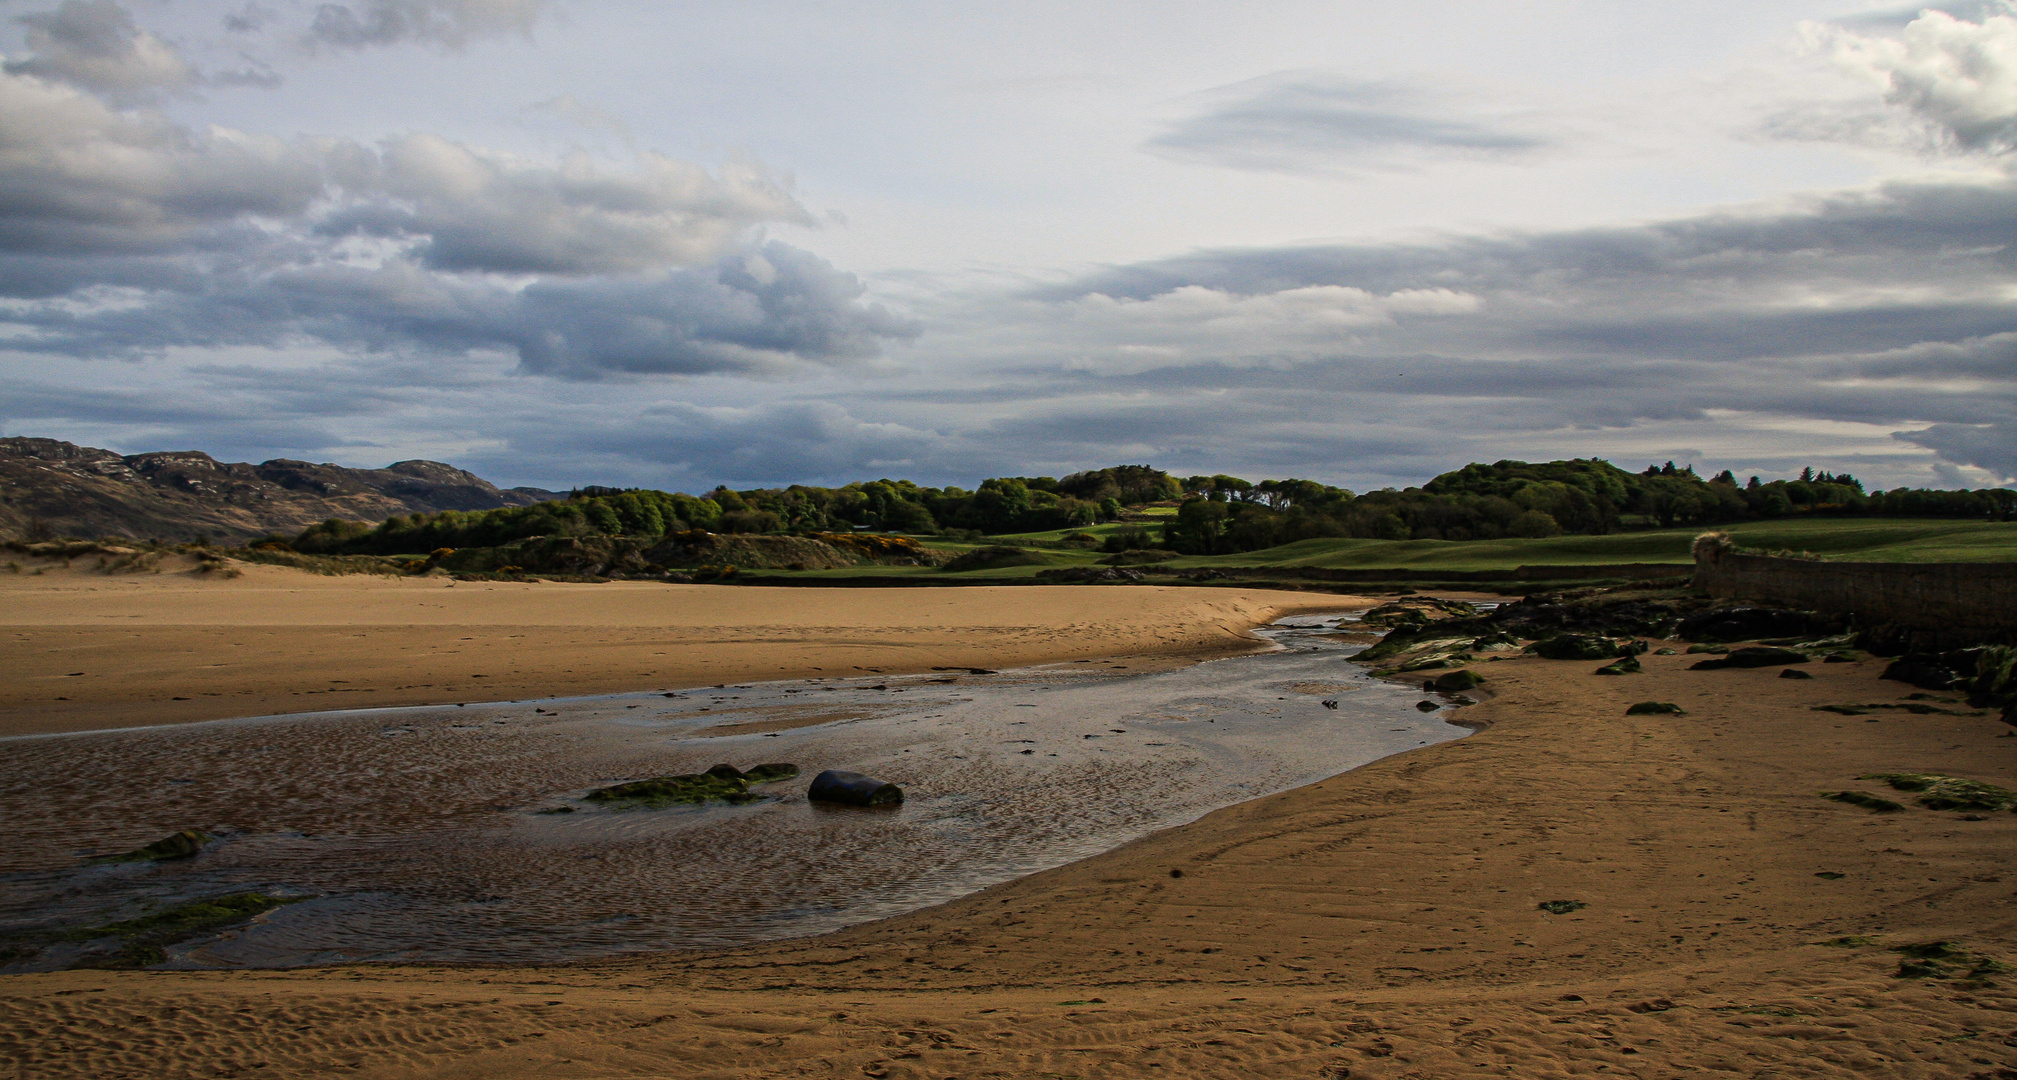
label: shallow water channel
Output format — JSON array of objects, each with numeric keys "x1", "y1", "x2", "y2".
[{"x1": 0, "y1": 612, "x2": 1477, "y2": 969}]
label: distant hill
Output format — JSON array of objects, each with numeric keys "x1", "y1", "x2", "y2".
[{"x1": 0, "y1": 437, "x2": 559, "y2": 543}]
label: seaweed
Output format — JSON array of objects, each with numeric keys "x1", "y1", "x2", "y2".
[
  {"x1": 584, "y1": 762, "x2": 799, "y2": 808},
  {"x1": 1821, "y1": 790, "x2": 1905, "y2": 812},
  {"x1": 1890, "y1": 941, "x2": 2005, "y2": 984},
  {"x1": 1595, "y1": 656, "x2": 1642, "y2": 676},
  {"x1": 89, "y1": 829, "x2": 212, "y2": 863},
  {"x1": 1858, "y1": 773, "x2": 2017, "y2": 812},
  {"x1": 62, "y1": 893, "x2": 302, "y2": 969}
]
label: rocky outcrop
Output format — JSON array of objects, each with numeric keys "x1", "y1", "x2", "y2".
[{"x1": 0, "y1": 436, "x2": 557, "y2": 543}]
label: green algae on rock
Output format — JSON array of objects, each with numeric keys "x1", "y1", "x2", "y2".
[
  {"x1": 64, "y1": 892, "x2": 302, "y2": 969},
  {"x1": 585, "y1": 762, "x2": 800, "y2": 808},
  {"x1": 89, "y1": 829, "x2": 213, "y2": 863},
  {"x1": 1859, "y1": 773, "x2": 2017, "y2": 812}
]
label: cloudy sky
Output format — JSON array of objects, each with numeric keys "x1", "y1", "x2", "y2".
[{"x1": 2, "y1": 0, "x2": 2015, "y2": 493}]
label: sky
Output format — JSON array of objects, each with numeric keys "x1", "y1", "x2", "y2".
[{"x1": 2, "y1": 0, "x2": 2015, "y2": 494}]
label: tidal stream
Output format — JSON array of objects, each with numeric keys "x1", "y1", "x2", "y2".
[{"x1": 0, "y1": 612, "x2": 1476, "y2": 969}]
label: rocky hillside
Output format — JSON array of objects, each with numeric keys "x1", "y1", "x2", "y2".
[{"x1": 0, "y1": 437, "x2": 559, "y2": 543}]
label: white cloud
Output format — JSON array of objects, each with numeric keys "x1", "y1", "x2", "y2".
[{"x1": 1811, "y1": 5, "x2": 2017, "y2": 152}]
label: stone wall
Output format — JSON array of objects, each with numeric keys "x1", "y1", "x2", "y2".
[{"x1": 1692, "y1": 537, "x2": 2017, "y2": 639}]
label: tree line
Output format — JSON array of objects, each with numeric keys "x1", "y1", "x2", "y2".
[{"x1": 288, "y1": 458, "x2": 2016, "y2": 558}]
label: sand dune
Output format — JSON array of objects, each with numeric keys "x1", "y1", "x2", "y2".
[{"x1": 2, "y1": 563, "x2": 2012, "y2": 1078}]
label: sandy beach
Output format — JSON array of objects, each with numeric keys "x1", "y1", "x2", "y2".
[
  {"x1": 3, "y1": 561, "x2": 2013, "y2": 1078},
  {"x1": 0, "y1": 556, "x2": 1335, "y2": 737}
]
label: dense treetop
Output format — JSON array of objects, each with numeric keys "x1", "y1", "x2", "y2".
[{"x1": 290, "y1": 458, "x2": 2016, "y2": 558}]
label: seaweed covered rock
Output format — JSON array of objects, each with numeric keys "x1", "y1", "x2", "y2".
[
  {"x1": 1359, "y1": 597, "x2": 1480, "y2": 630},
  {"x1": 1678, "y1": 606, "x2": 1841, "y2": 644},
  {"x1": 1595, "y1": 655, "x2": 1642, "y2": 676},
  {"x1": 1486, "y1": 585, "x2": 1704, "y2": 640},
  {"x1": 1529, "y1": 634, "x2": 1637, "y2": 661},
  {"x1": 1429, "y1": 669, "x2": 1485, "y2": 693},
  {"x1": 1881, "y1": 648, "x2": 1988, "y2": 692},
  {"x1": 585, "y1": 762, "x2": 799, "y2": 808},
  {"x1": 63, "y1": 892, "x2": 301, "y2": 970},
  {"x1": 1860, "y1": 773, "x2": 2017, "y2": 812},
  {"x1": 1689, "y1": 646, "x2": 1809, "y2": 670},
  {"x1": 807, "y1": 769, "x2": 904, "y2": 807},
  {"x1": 91, "y1": 829, "x2": 212, "y2": 864}
]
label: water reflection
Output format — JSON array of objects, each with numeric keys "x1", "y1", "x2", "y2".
[{"x1": 0, "y1": 612, "x2": 1474, "y2": 968}]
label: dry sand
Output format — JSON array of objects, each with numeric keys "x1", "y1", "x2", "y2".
[
  {"x1": 0, "y1": 556, "x2": 1335, "y2": 737},
  {"x1": 3, "y1": 563, "x2": 2015, "y2": 1078}
]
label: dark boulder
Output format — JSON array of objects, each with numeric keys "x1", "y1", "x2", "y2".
[
  {"x1": 1626, "y1": 701, "x2": 1685, "y2": 715},
  {"x1": 1677, "y1": 606, "x2": 1840, "y2": 644},
  {"x1": 1429, "y1": 669, "x2": 1485, "y2": 692},
  {"x1": 1530, "y1": 634, "x2": 1635, "y2": 661},
  {"x1": 808, "y1": 769, "x2": 904, "y2": 807},
  {"x1": 1689, "y1": 646, "x2": 1810, "y2": 670},
  {"x1": 1778, "y1": 668, "x2": 1814, "y2": 680},
  {"x1": 1881, "y1": 653, "x2": 1967, "y2": 691},
  {"x1": 1595, "y1": 656, "x2": 1642, "y2": 676}
]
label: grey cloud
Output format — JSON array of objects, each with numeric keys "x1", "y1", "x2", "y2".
[
  {"x1": 1148, "y1": 75, "x2": 1551, "y2": 174},
  {"x1": 0, "y1": 72, "x2": 810, "y2": 276},
  {"x1": 5, "y1": 0, "x2": 281, "y2": 102},
  {"x1": 6, "y1": 1, "x2": 195, "y2": 102},
  {"x1": 303, "y1": 0, "x2": 545, "y2": 52},
  {"x1": 318, "y1": 136, "x2": 810, "y2": 275},
  {"x1": 3, "y1": 241, "x2": 919, "y2": 379},
  {"x1": 1895, "y1": 420, "x2": 2017, "y2": 480}
]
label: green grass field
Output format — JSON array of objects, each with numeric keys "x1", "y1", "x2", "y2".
[
  {"x1": 736, "y1": 516, "x2": 2017, "y2": 585},
  {"x1": 1166, "y1": 518, "x2": 2017, "y2": 571}
]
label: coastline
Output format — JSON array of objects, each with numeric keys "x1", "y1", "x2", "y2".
[{"x1": 3, "y1": 578, "x2": 2013, "y2": 1077}]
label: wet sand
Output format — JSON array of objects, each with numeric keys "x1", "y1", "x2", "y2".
[
  {"x1": 3, "y1": 566, "x2": 2015, "y2": 1077},
  {"x1": 0, "y1": 556, "x2": 1337, "y2": 736}
]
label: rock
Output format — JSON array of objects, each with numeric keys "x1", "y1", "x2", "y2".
[
  {"x1": 807, "y1": 769, "x2": 904, "y2": 806},
  {"x1": 741, "y1": 763, "x2": 801, "y2": 783},
  {"x1": 1530, "y1": 634, "x2": 1634, "y2": 661},
  {"x1": 1415, "y1": 700, "x2": 1441, "y2": 711},
  {"x1": 1779, "y1": 668, "x2": 1814, "y2": 680},
  {"x1": 1625, "y1": 701, "x2": 1685, "y2": 715},
  {"x1": 1429, "y1": 669, "x2": 1485, "y2": 692},
  {"x1": 1689, "y1": 646, "x2": 1810, "y2": 670},
  {"x1": 1538, "y1": 900, "x2": 1587, "y2": 914},
  {"x1": 1678, "y1": 606, "x2": 1841, "y2": 644},
  {"x1": 92, "y1": 829, "x2": 212, "y2": 863},
  {"x1": 1033, "y1": 566, "x2": 1144, "y2": 583},
  {"x1": 585, "y1": 773, "x2": 755, "y2": 806},
  {"x1": 1880, "y1": 653, "x2": 1965, "y2": 691},
  {"x1": 1686, "y1": 644, "x2": 1727, "y2": 654},
  {"x1": 1595, "y1": 656, "x2": 1642, "y2": 676},
  {"x1": 1654, "y1": 648, "x2": 1678, "y2": 655},
  {"x1": 1824, "y1": 651, "x2": 1858, "y2": 663}
]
